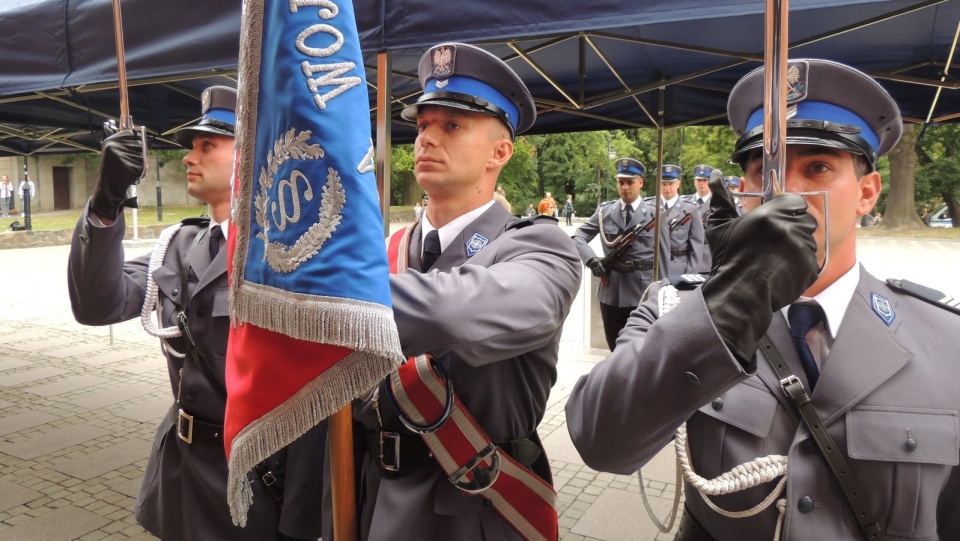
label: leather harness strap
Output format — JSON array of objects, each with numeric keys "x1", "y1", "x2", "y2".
[
  {"x1": 385, "y1": 226, "x2": 559, "y2": 541},
  {"x1": 758, "y1": 336, "x2": 884, "y2": 541}
]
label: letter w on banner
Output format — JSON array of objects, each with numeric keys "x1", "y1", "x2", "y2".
[{"x1": 225, "y1": 0, "x2": 402, "y2": 525}]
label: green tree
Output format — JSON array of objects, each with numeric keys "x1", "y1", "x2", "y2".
[{"x1": 916, "y1": 123, "x2": 960, "y2": 226}]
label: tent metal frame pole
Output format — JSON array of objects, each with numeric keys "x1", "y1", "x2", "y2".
[
  {"x1": 924, "y1": 18, "x2": 960, "y2": 123},
  {"x1": 377, "y1": 51, "x2": 393, "y2": 236},
  {"x1": 651, "y1": 84, "x2": 666, "y2": 283}
]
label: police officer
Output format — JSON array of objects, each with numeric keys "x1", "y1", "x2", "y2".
[
  {"x1": 685, "y1": 164, "x2": 715, "y2": 272},
  {"x1": 655, "y1": 164, "x2": 706, "y2": 275},
  {"x1": 67, "y1": 86, "x2": 325, "y2": 541},
  {"x1": 328, "y1": 43, "x2": 581, "y2": 541},
  {"x1": 566, "y1": 59, "x2": 960, "y2": 540},
  {"x1": 573, "y1": 158, "x2": 668, "y2": 350},
  {"x1": 723, "y1": 175, "x2": 746, "y2": 216}
]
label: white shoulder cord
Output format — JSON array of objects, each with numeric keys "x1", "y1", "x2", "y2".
[
  {"x1": 140, "y1": 223, "x2": 186, "y2": 358},
  {"x1": 637, "y1": 285, "x2": 789, "y2": 540}
]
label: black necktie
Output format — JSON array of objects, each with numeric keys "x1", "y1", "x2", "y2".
[
  {"x1": 422, "y1": 229, "x2": 441, "y2": 271},
  {"x1": 663, "y1": 203, "x2": 669, "y2": 212},
  {"x1": 788, "y1": 304, "x2": 825, "y2": 390},
  {"x1": 208, "y1": 224, "x2": 223, "y2": 259},
  {"x1": 697, "y1": 197, "x2": 704, "y2": 205},
  {"x1": 624, "y1": 203, "x2": 633, "y2": 223}
]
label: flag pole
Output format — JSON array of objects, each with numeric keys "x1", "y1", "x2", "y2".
[{"x1": 330, "y1": 406, "x2": 358, "y2": 541}]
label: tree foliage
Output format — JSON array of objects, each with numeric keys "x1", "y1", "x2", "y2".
[{"x1": 916, "y1": 123, "x2": 960, "y2": 226}]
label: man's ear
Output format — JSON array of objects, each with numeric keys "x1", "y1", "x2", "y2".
[
  {"x1": 857, "y1": 171, "x2": 882, "y2": 216},
  {"x1": 488, "y1": 138, "x2": 514, "y2": 170}
]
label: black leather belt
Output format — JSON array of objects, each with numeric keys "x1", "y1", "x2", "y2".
[
  {"x1": 367, "y1": 429, "x2": 541, "y2": 474},
  {"x1": 611, "y1": 260, "x2": 653, "y2": 273},
  {"x1": 169, "y1": 404, "x2": 223, "y2": 444},
  {"x1": 671, "y1": 249, "x2": 690, "y2": 258}
]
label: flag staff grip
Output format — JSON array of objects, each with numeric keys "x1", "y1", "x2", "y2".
[{"x1": 330, "y1": 406, "x2": 359, "y2": 541}]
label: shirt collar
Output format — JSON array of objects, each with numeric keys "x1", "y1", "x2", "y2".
[
  {"x1": 662, "y1": 195, "x2": 679, "y2": 207},
  {"x1": 213, "y1": 219, "x2": 230, "y2": 240},
  {"x1": 421, "y1": 200, "x2": 495, "y2": 252},
  {"x1": 697, "y1": 193, "x2": 711, "y2": 203},
  {"x1": 781, "y1": 260, "x2": 860, "y2": 339},
  {"x1": 621, "y1": 199, "x2": 639, "y2": 212}
]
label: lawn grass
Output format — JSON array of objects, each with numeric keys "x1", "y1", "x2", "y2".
[
  {"x1": 0, "y1": 205, "x2": 208, "y2": 232},
  {"x1": 857, "y1": 225, "x2": 960, "y2": 240}
]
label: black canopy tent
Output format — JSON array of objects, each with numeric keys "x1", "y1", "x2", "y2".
[{"x1": 0, "y1": 0, "x2": 959, "y2": 157}]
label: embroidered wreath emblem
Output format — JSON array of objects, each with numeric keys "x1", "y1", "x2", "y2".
[{"x1": 254, "y1": 128, "x2": 345, "y2": 273}]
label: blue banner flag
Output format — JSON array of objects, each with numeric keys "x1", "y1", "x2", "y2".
[{"x1": 225, "y1": 0, "x2": 402, "y2": 525}]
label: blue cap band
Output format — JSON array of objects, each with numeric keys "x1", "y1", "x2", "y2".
[
  {"x1": 204, "y1": 108, "x2": 236, "y2": 128},
  {"x1": 745, "y1": 101, "x2": 879, "y2": 153},
  {"x1": 618, "y1": 165, "x2": 645, "y2": 176},
  {"x1": 424, "y1": 75, "x2": 520, "y2": 132}
]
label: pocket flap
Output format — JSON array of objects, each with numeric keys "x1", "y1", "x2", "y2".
[
  {"x1": 847, "y1": 407, "x2": 959, "y2": 465},
  {"x1": 212, "y1": 287, "x2": 229, "y2": 318},
  {"x1": 699, "y1": 380, "x2": 778, "y2": 438},
  {"x1": 152, "y1": 265, "x2": 183, "y2": 304}
]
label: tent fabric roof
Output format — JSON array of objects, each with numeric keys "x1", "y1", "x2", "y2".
[{"x1": 1, "y1": 0, "x2": 959, "y2": 155}]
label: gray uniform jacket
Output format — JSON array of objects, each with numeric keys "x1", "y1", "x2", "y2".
[
  {"x1": 565, "y1": 266, "x2": 960, "y2": 540},
  {"x1": 655, "y1": 196, "x2": 706, "y2": 275},
  {"x1": 683, "y1": 194, "x2": 713, "y2": 273},
  {"x1": 67, "y1": 205, "x2": 325, "y2": 541},
  {"x1": 331, "y1": 203, "x2": 581, "y2": 541},
  {"x1": 572, "y1": 199, "x2": 669, "y2": 308}
]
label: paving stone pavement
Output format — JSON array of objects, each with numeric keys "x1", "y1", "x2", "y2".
[{"x1": 0, "y1": 228, "x2": 956, "y2": 540}]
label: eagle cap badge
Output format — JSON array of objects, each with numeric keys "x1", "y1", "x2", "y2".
[
  {"x1": 786, "y1": 60, "x2": 809, "y2": 104},
  {"x1": 432, "y1": 45, "x2": 455, "y2": 80}
]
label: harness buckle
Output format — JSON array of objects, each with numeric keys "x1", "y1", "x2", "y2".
[
  {"x1": 449, "y1": 443, "x2": 501, "y2": 494},
  {"x1": 380, "y1": 431, "x2": 401, "y2": 472},
  {"x1": 177, "y1": 408, "x2": 194, "y2": 444},
  {"x1": 779, "y1": 375, "x2": 805, "y2": 400}
]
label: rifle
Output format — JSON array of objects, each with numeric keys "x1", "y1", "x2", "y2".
[
  {"x1": 668, "y1": 210, "x2": 693, "y2": 231},
  {"x1": 598, "y1": 216, "x2": 657, "y2": 286}
]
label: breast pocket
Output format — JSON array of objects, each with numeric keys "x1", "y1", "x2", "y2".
[
  {"x1": 694, "y1": 379, "x2": 780, "y2": 477},
  {"x1": 844, "y1": 407, "x2": 959, "y2": 538}
]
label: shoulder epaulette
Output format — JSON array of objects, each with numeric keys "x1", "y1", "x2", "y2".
[
  {"x1": 508, "y1": 214, "x2": 559, "y2": 230},
  {"x1": 181, "y1": 216, "x2": 211, "y2": 228},
  {"x1": 887, "y1": 278, "x2": 960, "y2": 316}
]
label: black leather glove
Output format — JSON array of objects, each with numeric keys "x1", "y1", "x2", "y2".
[
  {"x1": 586, "y1": 257, "x2": 606, "y2": 277},
  {"x1": 701, "y1": 173, "x2": 819, "y2": 365},
  {"x1": 90, "y1": 129, "x2": 144, "y2": 220}
]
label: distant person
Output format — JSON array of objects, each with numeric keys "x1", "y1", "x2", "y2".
[
  {"x1": 0, "y1": 175, "x2": 13, "y2": 217},
  {"x1": 494, "y1": 185, "x2": 512, "y2": 213},
  {"x1": 920, "y1": 204, "x2": 931, "y2": 225},
  {"x1": 874, "y1": 211, "x2": 882, "y2": 225},
  {"x1": 524, "y1": 203, "x2": 537, "y2": 217},
  {"x1": 564, "y1": 194, "x2": 574, "y2": 225},
  {"x1": 414, "y1": 202, "x2": 423, "y2": 222},
  {"x1": 573, "y1": 158, "x2": 667, "y2": 350},
  {"x1": 538, "y1": 197, "x2": 558, "y2": 218},
  {"x1": 544, "y1": 191, "x2": 558, "y2": 217}
]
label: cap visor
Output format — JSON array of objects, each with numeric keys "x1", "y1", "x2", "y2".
[
  {"x1": 730, "y1": 133, "x2": 869, "y2": 165},
  {"x1": 174, "y1": 125, "x2": 235, "y2": 148},
  {"x1": 401, "y1": 98, "x2": 498, "y2": 123}
]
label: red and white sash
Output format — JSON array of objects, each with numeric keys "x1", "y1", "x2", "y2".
[{"x1": 386, "y1": 226, "x2": 558, "y2": 541}]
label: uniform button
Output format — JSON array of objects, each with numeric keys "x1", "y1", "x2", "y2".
[
  {"x1": 711, "y1": 398, "x2": 724, "y2": 411},
  {"x1": 172, "y1": 288, "x2": 179, "y2": 296},
  {"x1": 683, "y1": 372, "x2": 701, "y2": 387},
  {"x1": 196, "y1": 307, "x2": 207, "y2": 317},
  {"x1": 185, "y1": 391, "x2": 197, "y2": 401},
  {"x1": 904, "y1": 438, "x2": 918, "y2": 452},
  {"x1": 798, "y1": 496, "x2": 815, "y2": 513},
  {"x1": 483, "y1": 499, "x2": 493, "y2": 508}
]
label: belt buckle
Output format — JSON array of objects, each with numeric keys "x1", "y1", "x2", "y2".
[
  {"x1": 380, "y1": 431, "x2": 401, "y2": 472},
  {"x1": 177, "y1": 408, "x2": 194, "y2": 444},
  {"x1": 449, "y1": 443, "x2": 501, "y2": 494}
]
